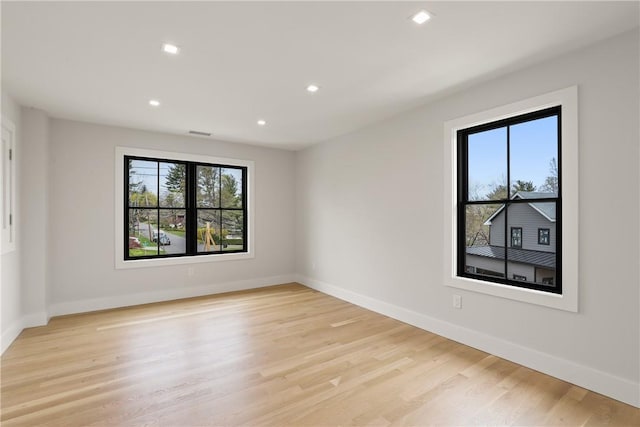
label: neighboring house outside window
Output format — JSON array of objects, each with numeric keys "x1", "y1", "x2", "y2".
[{"x1": 464, "y1": 191, "x2": 558, "y2": 288}]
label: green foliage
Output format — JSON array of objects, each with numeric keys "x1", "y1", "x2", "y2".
[
  {"x1": 221, "y1": 173, "x2": 241, "y2": 207},
  {"x1": 128, "y1": 234, "x2": 165, "y2": 257},
  {"x1": 222, "y1": 238, "x2": 243, "y2": 246},
  {"x1": 129, "y1": 190, "x2": 158, "y2": 207},
  {"x1": 197, "y1": 166, "x2": 219, "y2": 207},
  {"x1": 129, "y1": 247, "x2": 166, "y2": 257},
  {"x1": 165, "y1": 164, "x2": 186, "y2": 194},
  {"x1": 513, "y1": 180, "x2": 536, "y2": 192},
  {"x1": 487, "y1": 184, "x2": 508, "y2": 200},
  {"x1": 196, "y1": 167, "x2": 242, "y2": 208},
  {"x1": 162, "y1": 164, "x2": 186, "y2": 207}
]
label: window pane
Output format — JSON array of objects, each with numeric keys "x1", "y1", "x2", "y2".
[
  {"x1": 221, "y1": 210, "x2": 244, "y2": 251},
  {"x1": 128, "y1": 208, "x2": 161, "y2": 257},
  {"x1": 463, "y1": 203, "x2": 505, "y2": 279},
  {"x1": 506, "y1": 204, "x2": 557, "y2": 288},
  {"x1": 159, "y1": 209, "x2": 186, "y2": 255},
  {"x1": 197, "y1": 165, "x2": 220, "y2": 208},
  {"x1": 197, "y1": 210, "x2": 221, "y2": 252},
  {"x1": 160, "y1": 162, "x2": 185, "y2": 208},
  {"x1": 128, "y1": 159, "x2": 158, "y2": 207},
  {"x1": 510, "y1": 227, "x2": 522, "y2": 249},
  {"x1": 467, "y1": 127, "x2": 507, "y2": 201},
  {"x1": 510, "y1": 115, "x2": 558, "y2": 197},
  {"x1": 538, "y1": 228, "x2": 550, "y2": 245},
  {"x1": 221, "y1": 168, "x2": 243, "y2": 208}
]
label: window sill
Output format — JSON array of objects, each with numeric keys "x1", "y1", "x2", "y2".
[
  {"x1": 116, "y1": 251, "x2": 254, "y2": 269},
  {"x1": 444, "y1": 274, "x2": 576, "y2": 312}
]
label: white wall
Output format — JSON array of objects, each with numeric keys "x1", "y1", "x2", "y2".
[
  {"x1": 20, "y1": 108, "x2": 50, "y2": 325},
  {"x1": 47, "y1": 119, "x2": 296, "y2": 314},
  {"x1": 295, "y1": 30, "x2": 639, "y2": 406},
  {"x1": 1, "y1": 91, "x2": 22, "y2": 352}
]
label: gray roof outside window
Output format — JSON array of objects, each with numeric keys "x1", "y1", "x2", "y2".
[
  {"x1": 466, "y1": 245, "x2": 556, "y2": 269},
  {"x1": 484, "y1": 191, "x2": 557, "y2": 225}
]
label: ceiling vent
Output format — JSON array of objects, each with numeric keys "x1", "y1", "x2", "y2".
[{"x1": 188, "y1": 130, "x2": 211, "y2": 137}]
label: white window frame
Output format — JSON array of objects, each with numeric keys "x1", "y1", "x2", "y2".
[
  {"x1": 115, "y1": 146, "x2": 255, "y2": 269},
  {"x1": 1, "y1": 116, "x2": 17, "y2": 254},
  {"x1": 443, "y1": 86, "x2": 579, "y2": 312}
]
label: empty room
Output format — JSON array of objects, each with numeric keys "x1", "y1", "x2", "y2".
[{"x1": 1, "y1": 1, "x2": 639, "y2": 425}]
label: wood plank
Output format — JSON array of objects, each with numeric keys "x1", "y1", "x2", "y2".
[{"x1": 1, "y1": 283, "x2": 637, "y2": 426}]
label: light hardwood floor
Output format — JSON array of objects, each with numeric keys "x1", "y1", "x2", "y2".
[{"x1": 1, "y1": 283, "x2": 638, "y2": 426}]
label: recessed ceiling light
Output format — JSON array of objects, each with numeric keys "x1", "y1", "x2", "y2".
[
  {"x1": 162, "y1": 43, "x2": 180, "y2": 55},
  {"x1": 257, "y1": 119, "x2": 266, "y2": 126},
  {"x1": 411, "y1": 10, "x2": 431, "y2": 25},
  {"x1": 306, "y1": 84, "x2": 320, "y2": 93},
  {"x1": 149, "y1": 99, "x2": 160, "y2": 107}
]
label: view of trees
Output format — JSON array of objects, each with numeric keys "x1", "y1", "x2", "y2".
[
  {"x1": 195, "y1": 166, "x2": 243, "y2": 245},
  {"x1": 128, "y1": 161, "x2": 156, "y2": 243},
  {"x1": 127, "y1": 158, "x2": 246, "y2": 257},
  {"x1": 540, "y1": 158, "x2": 558, "y2": 193},
  {"x1": 164, "y1": 163, "x2": 186, "y2": 207}
]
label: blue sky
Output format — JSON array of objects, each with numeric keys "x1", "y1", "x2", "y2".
[{"x1": 467, "y1": 115, "x2": 557, "y2": 199}]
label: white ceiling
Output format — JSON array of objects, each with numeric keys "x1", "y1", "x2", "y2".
[{"x1": 2, "y1": 1, "x2": 638, "y2": 150}]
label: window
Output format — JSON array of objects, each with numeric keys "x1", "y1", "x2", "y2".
[
  {"x1": 511, "y1": 227, "x2": 523, "y2": 249},
  {"x1": 443, "y1": 86, "x2": 578, "y2": 312},
  {"x1": 538, "y1": 228, "x2": 550, "y2": 245},
  {"x1": 126, "y1": 156, "x2": 247, "y2": 260},
  {"x1": 116, "y1": 147, "x2": 254, "y2": 268},
  {"x1": 457, "y1": 106, "x2": 561, "y2": 294}
]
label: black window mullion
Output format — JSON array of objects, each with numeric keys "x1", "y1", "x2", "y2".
[
  {"x1": 186, "y1": 163, "x2": 197, "y2": 255},
  {"x1": 156, "y1": 161, "x2": 160, "y2": 256},
  {"x1": 218, "y1": 209, "x2": 223, "y2": 251},
  {"x1": 457, "y1": 130, "x2": 468, "y2": 277},
  {"x1": 504, "y1": 125, "x2": 510, "y2": 279},
  {"x1": 218, "y1": 167, "x2": 222, "y2": 209},
  {"x1": 218, "y1": 166, "x2": 222, "y2": 252},
  {"x1": 556, "y1": 108, "x2": 563, "y2": 293},
  {"x1": 242, "y1": 167, "x2": 248, "y2": 251},
  {"x1": 124, "y1": 157, "x2": 131, "y2": 259}
]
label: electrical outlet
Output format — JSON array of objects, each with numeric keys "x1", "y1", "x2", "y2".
[
  {"x1": 453, "y1": 294, "x2": 462, "y2": 309},
  {"x1": 311, "y1": 262, "x2": 316, "y2": 271},
  {"x1": 188, "y1": 267, "x2": 195, "y2": 277}
]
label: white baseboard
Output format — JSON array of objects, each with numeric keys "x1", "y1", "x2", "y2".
[
  {"x1": 23, "y1": 311, "x2": 49, "y2": 328},
  {"x1": 49, "y1": 274, "x2": 297, "y2": 317},
  {"x1": 296, "y1": 274, "x2": 640, "y2": 408},
  {"x1": 1, "y1": 310, "x2": 49, "y2": 355},
  {"x1": 1, "y1": 318, "x2": 25, "y2": 354}
]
